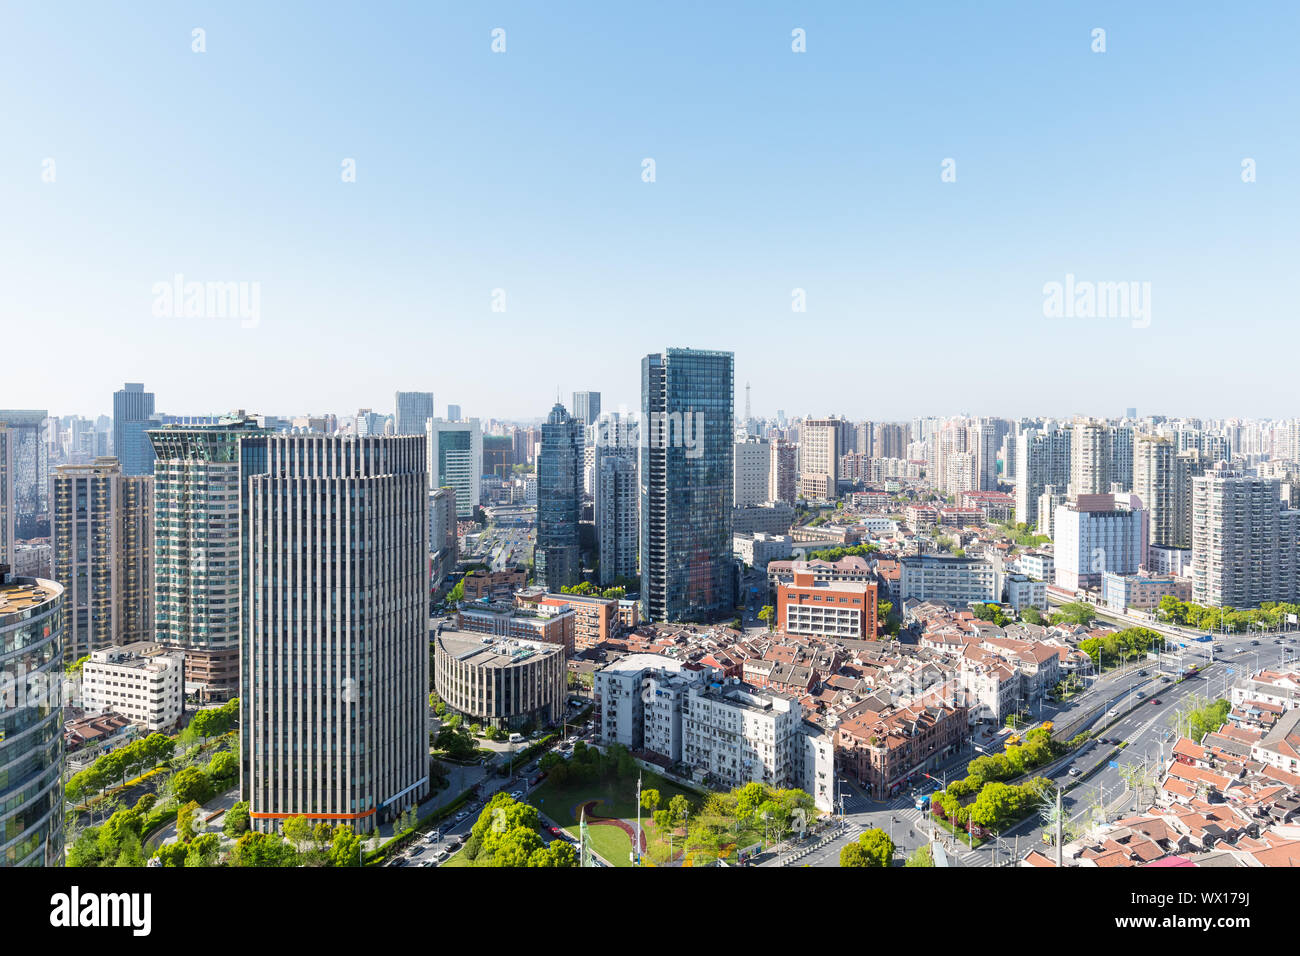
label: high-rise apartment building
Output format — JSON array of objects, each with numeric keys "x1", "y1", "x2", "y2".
[
  {"x1": 149, "y1": 415, "x2": 264, "y2": 700},
  {"x1": 535, "y1": 403, "x2": 584, "y2": 592},
  {"x1": 1109, "y1": 423, "x2": 1134, "y2": 492},
  {"x1": 426, "y1": 418, "x2": 483, "y2": 518},
  {"x1": 240, "y1": 434, "x2": 429, "y2": 834},
  {"x1": 1133, "y1": 434, "x2": 1192, "y2": 551},
  {"x1": 1192, "y1": 470, "x2": 1300, "y2": 608},
  {"x1": 768, "y1": 438, "x2": 797, "y2": 505},
  {"x1": 640, "y1": 348, "x2": 736, "y2": 622},
  {"x1": 597, "y1": 455, "x2": 638, "y2": 586},
  {"x1": 112, "y1": 383, "x2": 156, "y2": 476},
  {"x1": 734, "y1": 437, "x2": 771, "y2": 506},
  {"x1": 873, "y1": 423, "x2": 908, "y2": 461},
  {"x1": 0, "y1": 570, "x2": 65, "y2": 866},
  {"x1": 51, "y1": 458, "x2": 153, "y2": 662},
  {"x1": 1015, "y1": 423, "x2": 1071, "y2": 529},
  {"x1": 1069, "y1": 417, "x2": 1112, "y2": 498},
  {"x1": 394, "y1": 390, "x2": 434, "y2": 436}
]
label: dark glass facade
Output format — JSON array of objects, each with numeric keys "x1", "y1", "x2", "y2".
[
  {"x1": 640, "y1": 348, "x2": 736, "y2": 623},
  {"x1": 534, "y1": 404, "x2": 583, "y2": 591}
]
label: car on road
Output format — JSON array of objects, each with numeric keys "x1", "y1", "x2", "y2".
[
  {"x1": 549, "y1": 826, "x2": 565, "y2": 837},
  {"x1": 1150, "y1": 697, "x2": 1162, "y2": 705},
  {"x1": 454, "y1": 811, "x2": 468, "y2": 821},
  {"x1": 1159, "y1": 675, "x2": 1172, "y2": 683},
  {"x1": 434, "y1": 848, "x2": 450, "y2": 863},
  {"x1": 1137, "y1": 670, "x2": 1148, "y2": 676},
  {"x1": 510, "y1": 790, "x2": 523, "y2": 799},
  {"x1": 1067, "y1": 768, "x2": 1082, "y2": 777},
  {"x1": 1134, "y1": 690, "x2": 1145, "y2": 698},
  {"x1": 1251, "y1": 640, "x2": 1261, "y2": 646}
]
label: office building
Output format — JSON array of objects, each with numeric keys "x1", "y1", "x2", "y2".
[
  {"x1": 436, "y1": 632, "x2": 566, "y2": 731},
  {"x1": 0, "y1": 426, "x2": 13, "y2": 566},
  {"x1": 534, "y1": 403, "x2": 584, "y2": 592},
  {"x1": 572, "y1": 391, "x2": 601, "y2": 428},
  {"x1": 111, "y1": 384, "x2": 156, "y2": 477},
  {"x1": 800, "y1": 418, "x2": 841, "y2": 500},
  {"x1": 640, "y1": 348, "x2": 736, "y2": 622},
  {"x1": 149, "y1": 415, "x2": 264, "y2": 700},
  {"x1": 0, "y1": 570, "x2": 65, "y2": 866},
  {"x1": 51, "y1": 458, "x2": 154, "y2": 662},
  {"x1": 1053, "y1": 494, "x2": 1148, "y2": 591},
  {"x1": 899, "y1": 554, "x2": 998, "y2": 604},
  {"x1": 777, "y1": 568, "x2": 877, "y2": 639},
  {"x1": 446, "y1": 404, "x2": 462, "y2": 422},
  {"x1": 241, "y1": 434, "x2": 429, "y2": 834},
  {"x1": 426, "y1": 418, "x2": 483, "y2": 518},
  {"x1": 394, "y1": 390, "x2": 435, "y2": 436},
  {"x1": 734, "y1": 436, "x2": 771, "y2": 507},
  {"x1": 0, "y1": 410, "x2": 49, "y2": 534},
  {"x1": 430, "y1": 486, "x2": 458, "y2": 590},
  {"x1": 82, "y1": 642, "x2": 184, "y2": 731}
]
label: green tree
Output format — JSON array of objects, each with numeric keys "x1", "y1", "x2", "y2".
[
  {"x1": 224, "y1": 801, "x2": 251, "y2": 838},
  {"x1": 905, "y1": 844, "x2": 935, "y2": 867},
  {"x1": 331, "y1": 825, "x2": 363, "y2": 866},
  {"x1": 856, "y1": 828, "x2": 894, "y2": 867},
  {"x1": 640, "y1": 788, "x2": 661, "y2": 814},
  {"x1": 758, "y1": 605, "x2": 775, "y2": 631},
  {"x1": 169, "y1": 766, "x2": 213, "y2": 805},
  {"x1": 282, "y1": 815, "x2": 314, "y2": 851},
  {"x1": 185, "y1": 833, "x2": 222, "y2": 867},
  {"x1": 152, "y1": 842, "x2": 188, "y2": 867},
  {"x1": 176, "y1": 800, "x2": 202, "y2": 843}
]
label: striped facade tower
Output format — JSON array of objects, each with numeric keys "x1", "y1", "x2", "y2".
[{"x1": 240, "y1": 434, "x2": 429, "y2": 834}]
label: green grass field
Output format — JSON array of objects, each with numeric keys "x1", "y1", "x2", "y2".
[{"x1": 528, "y1": 767, "x2": 704, "y2": 866}]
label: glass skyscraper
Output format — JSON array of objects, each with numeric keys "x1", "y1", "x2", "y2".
[
  {"x1": 394, "y1": 391, "x2": 434, "y2": 436},
  {"x1": 534, "y1": 403, "x2": 584, "y2": 592},
  {"x1": 0, "y1": 570, "x2": 64, "y2": 866},
  {"x1": 112, "y1": 383, "x2": 156, "y2": 476},
  {"x1": 640, "y1": 348, "x2": 735, "y2": 623}
]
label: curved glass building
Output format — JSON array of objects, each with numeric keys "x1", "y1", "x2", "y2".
[{"x1": 0, "y1": 570, "x2": 65, "y2": 866}]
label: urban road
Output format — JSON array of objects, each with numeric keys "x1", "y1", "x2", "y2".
[{"x1": 766, "y1": 629, "x2": 1299, "y2": 867}]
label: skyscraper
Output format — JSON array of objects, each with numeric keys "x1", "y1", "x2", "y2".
[
  {"x1": 51, "y1": 457, "x2": 153, "y2": 662},
  {"x1": 240, "y1": 434, "x2": 429, "y2": 834},
  {"x1": 1109, "y1": 423, "x2": 1135, "y2": 493},
  {"x1": 394, "y1": 390, "x2": 434, "y2": 436},
  {"x1": 640, "y1": 348, "x2": 735, "y2": 623},
  {"x1": 0, "y1": 426, "x2": 13, "y2": 567},
  {"x1": 572, "y1": 391, "x2": 601, "y2": 428},
  {"x1": 446, "y1": 404, "x2": 462, "y2": 422},
  {"x1": 0, "y1": 410, "x2": 49, "y2": 534},
  {"x1": 534, "y1": 403, "x2": 584, "y2": 592},
  {"x1": 426, "y1": 418, "x2": 483, "y2": 518},
  {"x1": 149, "y1": 414, "x2": 265, "y2": 700},
  {"x1": 0, "y1": 569, "x2": 65, "y2": 866},
  {"x1": 112, "y1": 383, "x2": 157, "y2": 476}
]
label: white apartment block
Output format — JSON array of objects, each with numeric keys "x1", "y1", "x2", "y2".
[
  {"x1": 1192, "y1": 470, "x2": 1300, "y2": 608},
  {"x1": 82, "y1": 643, "x2": 184, "y2": 731},
  {"x1": 734, "y1": 437, "x2": 771, "y2": 507},
  {"x1": 899, "y1": 554, "x2": 997, "y2": 604}
]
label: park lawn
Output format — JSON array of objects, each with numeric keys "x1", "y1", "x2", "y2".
[{"x1": 529, "y1": 767, "x2": 699, "y2": 825}]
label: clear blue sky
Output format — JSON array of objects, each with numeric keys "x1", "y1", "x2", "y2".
[{"x1": 2, "y1": 1, "x2": 1296, "y2": 422}]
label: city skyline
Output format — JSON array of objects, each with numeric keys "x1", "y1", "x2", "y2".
[{"x1": 3, "y1": 3, "x2": 1297, "y2": 418}]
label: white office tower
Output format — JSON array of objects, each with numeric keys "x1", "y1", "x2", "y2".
[
  {"x1": 240, "y1": 434, "x2": 429, "y2": 835},
  {"x1": 1133, "y1": 434, "x2": 1192, "y2": 551},
  {"x1": 1053, "y1": 494, "x2": 1148, "y2": 591},
  {"x1": 1069, "y1": 417, "x2": 1112, "y2": 498},
  {"x1": 1192, "y1": 468, "x2": 1300, "y2": 608},
  {"x1": 426, "y1": 417, "x2": 483, "y2": 518},
  {"x1": 394, "y1": 391, "x2": 434, "y2": 436},
  {"x1": 734, "y1": 437, "x2": 771, "y2": 506},
  {"x1": 1016, "y1": 422, "x2": 1072, "y2": 530}
]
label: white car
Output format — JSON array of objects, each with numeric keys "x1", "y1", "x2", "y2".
[
  {"x1": 1067, "y1": 768, "x2": 1082, "y2": 777},
  {"x1": 510, "y1": 790, "x2": 524, "y2": 800}
]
